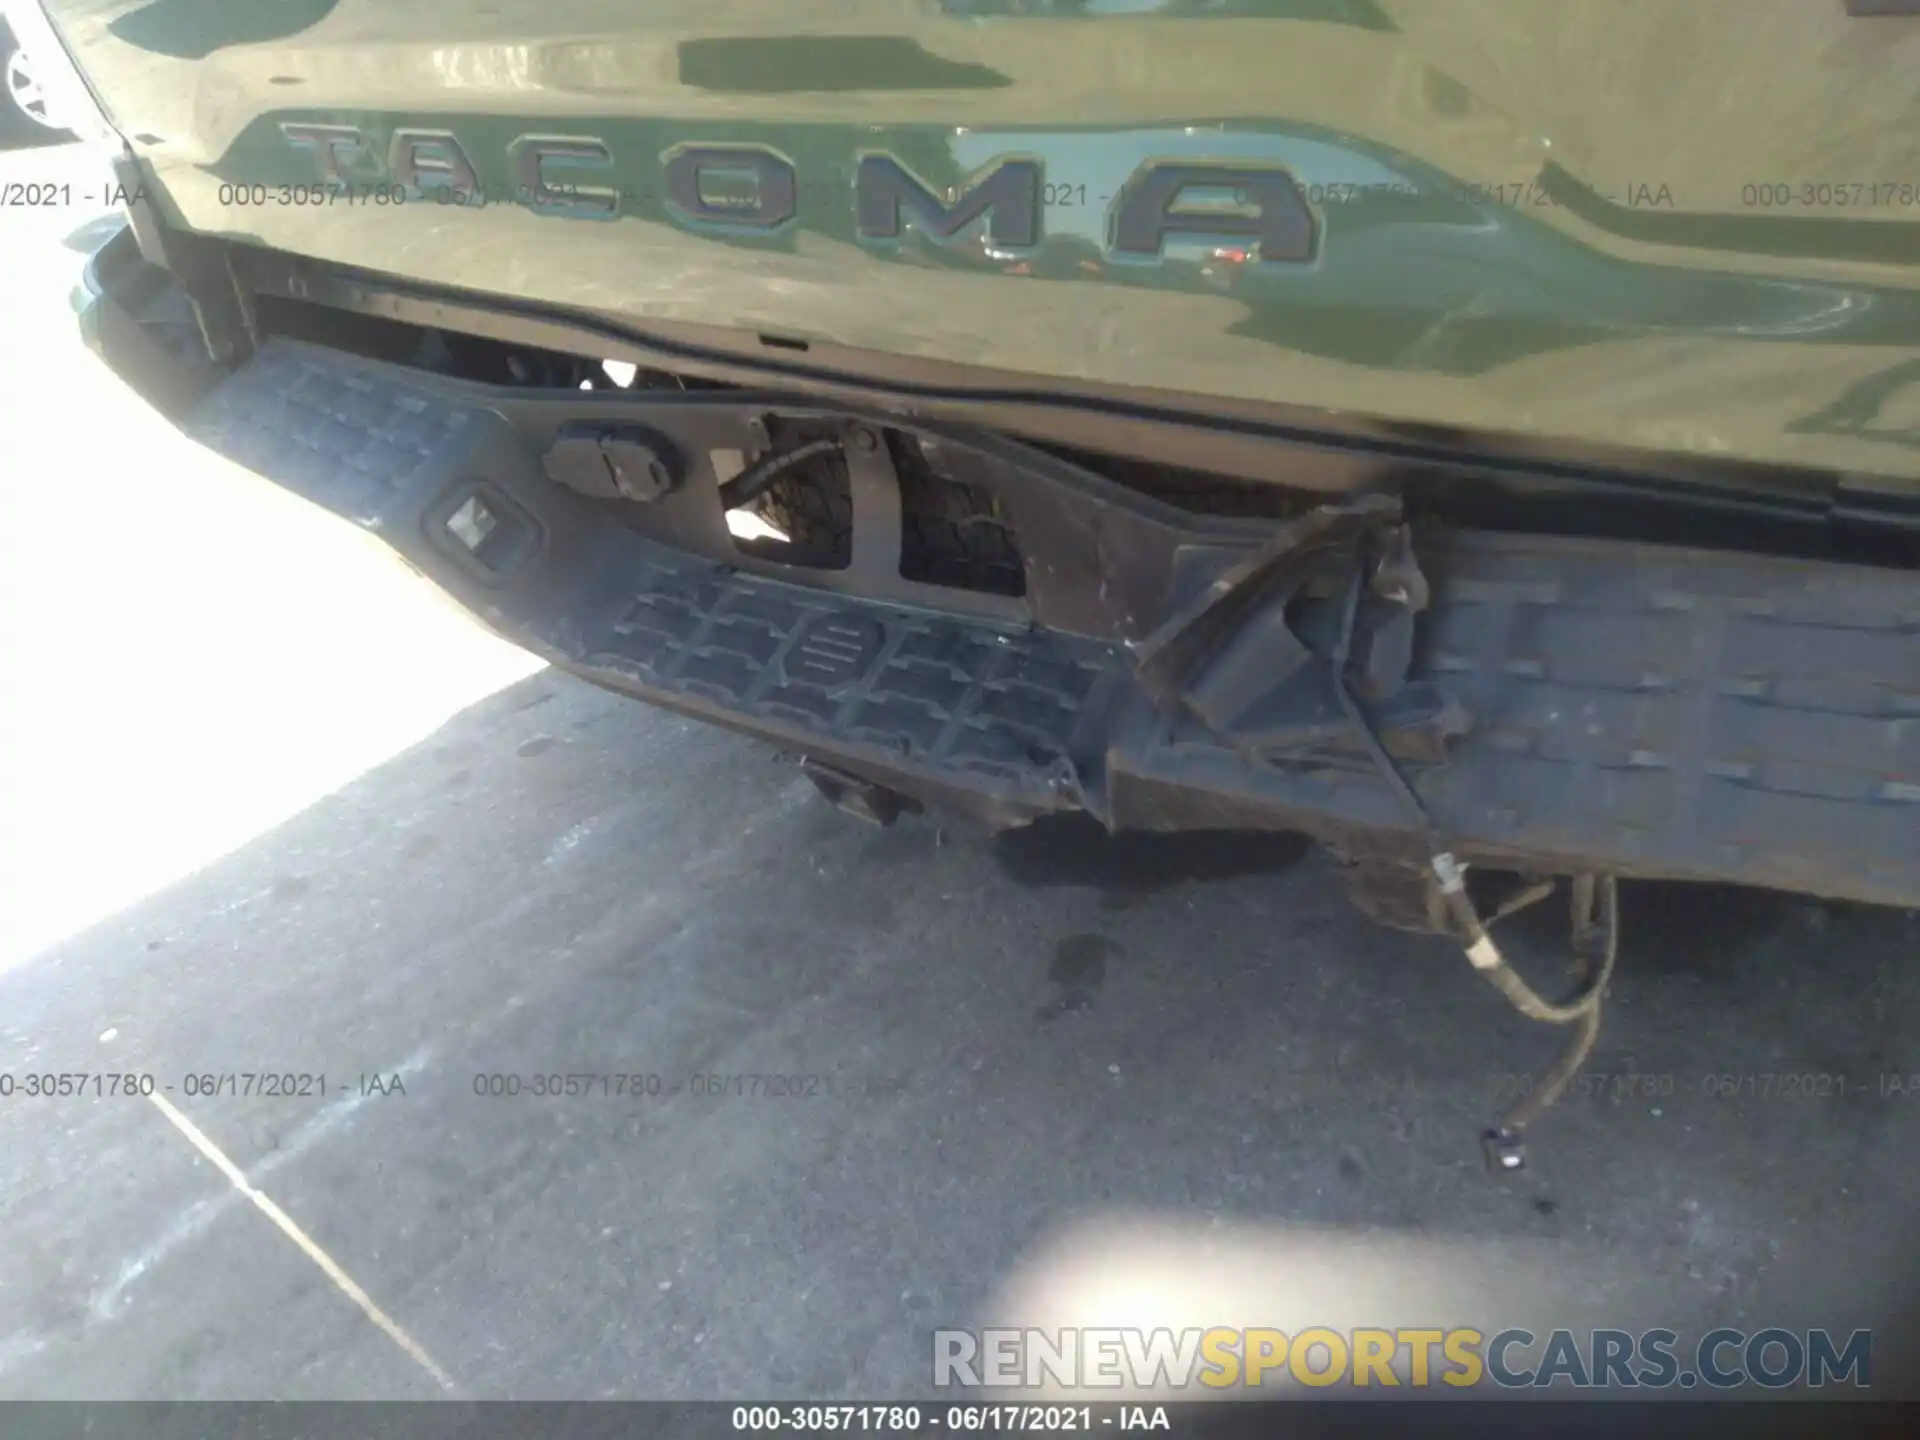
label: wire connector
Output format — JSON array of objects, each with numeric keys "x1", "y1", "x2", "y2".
[
  {"x1": 1465, "y1": 934, "x2": 1504, "y2": 971},
  {"x1": 1430, "y1": 852, "x2": 1468, "y2": 895},
  {"x1": 1482, "y1": 1127, "x2": 1527, "y2": 1174}
]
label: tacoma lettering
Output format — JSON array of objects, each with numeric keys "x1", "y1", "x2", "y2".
[
  {"x1": 855, "y1": 154, "x2": 1041, "y2": 249},
  {"x1": 275, "y1": 123, "x2": 1317, "y2": 262},
  {"x1": 278, "y1": 121, "x2": 365, "y2": 185},
  {"x1": 663, "y1": 143, "x2": 797, "y2": 230},
  {"x1": 388, "y1": 129, "x2": 479, "y2": 200},
  {"x1": 1111, "y1": 163, "x2": 1317, "y2": 262},
  {"x1": 511, "y1": 136, "x2": 619, "y2": 218}
]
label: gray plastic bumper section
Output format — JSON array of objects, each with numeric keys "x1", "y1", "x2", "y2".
[{"x1": 182, "y1": 339, "x2": 1920, "y2": 906}]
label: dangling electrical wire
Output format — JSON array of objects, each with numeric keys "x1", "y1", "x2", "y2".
[
  {"x1": 718, "y1": 438, "x2": 844, "y2": 512},
  {"x1": 1325, "y1": 528, "x2": 1621, "y2": 1173}
]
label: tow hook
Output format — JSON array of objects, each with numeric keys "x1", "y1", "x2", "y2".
[{"x1": 800, "y1": 758, "x2": 923, "y2": 827}]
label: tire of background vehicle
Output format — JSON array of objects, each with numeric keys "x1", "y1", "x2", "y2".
[{"x1": 3, "y1": 36, "x2": 64, "y2": 133}]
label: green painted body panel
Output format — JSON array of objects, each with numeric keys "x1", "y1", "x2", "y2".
[{"x1": 40, "y1": 0, "x2": 1920, "y2": 484}]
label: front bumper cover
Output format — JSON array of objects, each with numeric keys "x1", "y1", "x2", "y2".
[{"x1": 83, "y1": 240, "x2": 1920, "y2": 909}]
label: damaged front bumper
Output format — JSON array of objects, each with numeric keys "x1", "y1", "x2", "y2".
[{"x1": 80, "y1": 227, "x2": 1920, "y2": 914}]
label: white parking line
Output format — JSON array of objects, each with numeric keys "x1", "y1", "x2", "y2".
[
  {"x1": 93, "y1": 1045, "x2": 435, "y2": 1321},
  {"x1": 145, "y1": 1090, "x2": 458, "y2": 1394}
]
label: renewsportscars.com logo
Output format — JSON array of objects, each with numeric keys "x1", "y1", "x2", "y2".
[{"x1": 932, "y1": 1327, "x2": 1871, "y2": 1391}]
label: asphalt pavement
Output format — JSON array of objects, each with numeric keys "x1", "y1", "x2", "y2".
[{"x1": 3, "y1": 129, "x2": 1920, "y2": 1403}]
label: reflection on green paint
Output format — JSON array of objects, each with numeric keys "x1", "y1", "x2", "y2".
[
  {"x1": 108, "y1": 0, "x2": 338, "y2": 60},
  {"x1": 937, "y1": 0, "x2": 1396, "y2": 29},
  {"x1": 221, "y1": 111, "x2": 1920, "y2": 381}
]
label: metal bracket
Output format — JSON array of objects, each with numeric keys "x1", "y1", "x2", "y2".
[
  {"x1": 843, "y1": 423, "x2": 904, "y2": 586},
  {"x1": 116, "y1": 151, "x2": 255, "y2": 366},
  {"x1": 800, "y1": 758, "x2": 923, "y2": 826},
  {"x1": 1130, "y1": 496, "x2": 1468, "y2": 770},
  {"x1": 542, "y1": 424, "x2": 680, "y2": 503}
]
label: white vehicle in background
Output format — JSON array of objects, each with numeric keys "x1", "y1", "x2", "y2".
[{"x1": 3, "y1": 13, "x2": 71, "y2": 133}]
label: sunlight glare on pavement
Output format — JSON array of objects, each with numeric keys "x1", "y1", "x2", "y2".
[{"x1": 0, "y1": 141, "x2": 545, "y2": 969}]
